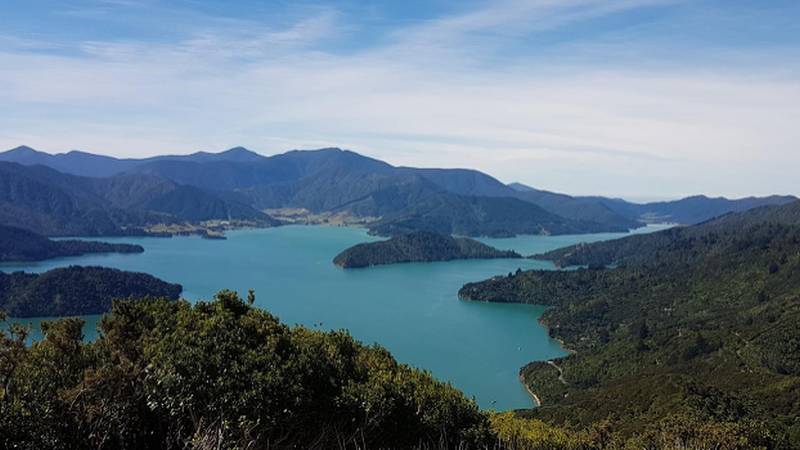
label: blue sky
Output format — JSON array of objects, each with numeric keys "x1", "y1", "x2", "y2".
[{"x1": 1, "y1": 0, "x2": 798, "y2": 199}]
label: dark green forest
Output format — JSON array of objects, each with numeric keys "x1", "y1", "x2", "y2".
[
  {"x1": 0, "y1": 225, "x2": 143, "y2": 262},
  {"x1": 333, "y1": 231, "x2": 521, "y2": 268},
  {"x1": 460, "y1": 201, "x2": 800, "y2": 448},
  {"x1": 0, "y1": 266, "x2": 182, "y2": 317}
]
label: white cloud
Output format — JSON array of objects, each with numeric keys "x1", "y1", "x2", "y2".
[{"x1": 0, "y1": 0, "x2": 798, "y2": 198}]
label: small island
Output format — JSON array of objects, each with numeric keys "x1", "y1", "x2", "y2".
[
  {"x1": 333, "y1": 231, "x2": 521, "y2": 268},
  {"x1": 0, "y1": 266, "x2": 182, "y2": 317},
  {"x1": 0, "y1": 225, "x2": 144, "y2": 262}
]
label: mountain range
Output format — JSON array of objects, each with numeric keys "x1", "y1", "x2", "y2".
[{"x1": 0, "y1": 145, "x2": 795, "y2": 237}]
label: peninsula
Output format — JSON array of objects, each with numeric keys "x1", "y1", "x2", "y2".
[{"x1": 0, "y1": 225, "x2": 143, "y2": 262}]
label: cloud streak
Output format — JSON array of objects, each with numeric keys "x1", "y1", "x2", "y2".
[{"x1": 0, "y1": 0, "x2": 798, "y2": 198}]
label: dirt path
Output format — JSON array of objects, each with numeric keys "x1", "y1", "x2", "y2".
[{"x1": 546, "y1": 360, "x2": 568, "y2": 386}]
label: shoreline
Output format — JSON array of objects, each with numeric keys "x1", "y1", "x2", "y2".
[
  {"x1": 519, "y1": 373, "x2": 542, "y2": 407},
  {"x1": 459, "y1": 295, "x2": 574, "y2": 410}
]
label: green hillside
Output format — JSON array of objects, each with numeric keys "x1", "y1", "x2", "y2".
[{"x1": 460, "y1": 201, "x2": 800, "y2": 446}]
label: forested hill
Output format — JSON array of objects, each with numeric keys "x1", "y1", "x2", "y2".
[
  {"x1": 0, "y1": 266, "x2": 182, "y2": 317},
  {"x1": 0, "y1": 161, "x2": 275, "y2": 236},
  {"x1": 459, "y1": 200, "x2": 800, "y2": 444},
  {"x1": 0, "y1": 225, "x2": 143, "y2": 262},
  {"x1": 538, "y1": 200, "x2": 800, "y2": 268},
  {"x1": 333, "y1": 231, "x2": 521, "y2": 268}
]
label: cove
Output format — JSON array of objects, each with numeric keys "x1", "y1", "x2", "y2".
[{"x1": 0, "y1": 225, "x2": 665, "y2": 410}]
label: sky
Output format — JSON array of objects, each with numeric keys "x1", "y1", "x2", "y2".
[{"x1": 1, "y1": 0, "x2": 799, "y2": 200}]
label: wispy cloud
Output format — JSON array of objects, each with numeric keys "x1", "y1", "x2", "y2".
[{"x1": 0, "y1": 0, "x2": 798, "y2": 198}]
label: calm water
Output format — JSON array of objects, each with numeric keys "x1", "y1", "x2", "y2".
[{"x1": 0, "y1": 224, "x2": 666, "y2": 410}]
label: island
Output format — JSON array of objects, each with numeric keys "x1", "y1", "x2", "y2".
[
  {"x1": 333, "y1": 231, "x2": 521, "y2": 268},
  {"x1": 0, "y1": 225, "x2": 144, "y2": 262},
  {"x1": 0, "y1": 266, "x2": 182, "y2": 317}
]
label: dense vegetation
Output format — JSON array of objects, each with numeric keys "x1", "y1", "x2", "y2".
[
  {"x1": 0, "y1": 291, "x2": 491, "y2": 449},
  {"x1": 0, "y1": 266, "x2": 182, "y2": 317},
  {"x1": 334, "y1": 231, "x2": 521, "y2": 268},
  {"x1": 1, "y1": 291, "x2": 775, "y2": 449},
  {"x1": 460, "y1": 201, "x2": 800, "y2": 448},
  {"x1": 538, "y1": 201, "x2": 800, "y2": 268},
  {"x1": 0, "y1": 225, "x2": 143, "y2": 262}
]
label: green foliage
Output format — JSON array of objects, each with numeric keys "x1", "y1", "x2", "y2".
[
  {"x1": 333, "y1": 231, "x2": 521, "y2": 268},
  {"x1": 0, "y1": 291, "x2": 491, "y2": 449},
  {"x1": 460, "y1": 201, "x2": 800, "y2": 447},
  {"x1": 0, "y1": 266, "x2": 182, "y2": 317},
  {"x1": 539, "y1": 201, "x2": 800, "y2": 268},
  {"x1": 490, "y1": 411, "x2": 772, "y2": 450}
]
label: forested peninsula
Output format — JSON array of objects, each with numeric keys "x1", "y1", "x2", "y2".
[
  {"x1": 0, "y1": 266, "x2": 182, "y2": 317},
  {"x1": 333, "y1": 231, "x2": 521, "y2": 268},
  {"x1": 0, "y1": 225, "x2": 143, "y2": 262}
]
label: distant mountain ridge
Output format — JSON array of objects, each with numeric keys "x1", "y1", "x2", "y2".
[
  {"x1": 0, "y1": 161, "x2": 275, "y2": 236},
  {"x1": 508, "y1": 182, "x2": 797, "y2": 226},
  {"x1": 1, "y1": 145, "x2": 795, "y2": 237}
]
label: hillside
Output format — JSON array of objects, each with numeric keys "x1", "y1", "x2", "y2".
[
  {"x1": 510, "y1": 182, "x2": 796, "y2": 226},
  {"x1": 333, "y1": 231, "x2": 521, "y2": 268},
  {"x1": 459, "y1": 201, "x2": 800, "y2": 443},
  {"x1": 538, "y1": 200, "x2": 800, "y2": 268},
  {"x1": 506, "y1": 183, "x2": 641, "y2": 231},
  {"x1": 596, "y1": 194, "x2": 798, "y2": 224},
  {"x1": 0, "y1": 225, "x2": 143, "y2": 262},
  {"x1": 367, "y1": 191, "x2": 609, "y2": 237},
  {"x1": 0, "y1": 162, "x2": 276, "y2": 236},
  {"x1": 0, "y1": 266, "x2": 181, "y2": 317},
  {"x1": 1, "y1": 291, "x2": 769, "y2": 449}
]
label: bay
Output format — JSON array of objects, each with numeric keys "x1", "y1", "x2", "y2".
[{"x1": 0, "y1": 224, "x2": 666, "y2": 410}]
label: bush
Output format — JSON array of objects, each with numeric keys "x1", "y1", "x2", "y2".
[{"x1": 0, "y1": 291, "x2": 491, "y2": 449}]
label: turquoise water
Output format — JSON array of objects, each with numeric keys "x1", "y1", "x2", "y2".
[{"x1": 0, "y1": 224, "x2": 666, "y2": 410}]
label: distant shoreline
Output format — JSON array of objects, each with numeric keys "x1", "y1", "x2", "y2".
[{"x1": 519, "y1": 373, "x2": 542, "y2": 407}]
